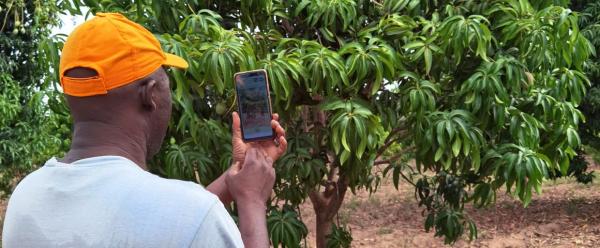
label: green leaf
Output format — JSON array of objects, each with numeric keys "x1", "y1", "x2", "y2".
[
  {"x1": 424, "y1": 47, "x2": 432, "y2": 75},
  {"x1": 452, "y1": 138, "x2": 461, "y2": 157},
  {"x1": 435, "y1": 147, "x2": 444, "y2": 162}
]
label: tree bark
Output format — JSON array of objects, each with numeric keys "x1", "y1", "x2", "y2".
[{"x1": 309, "y1": 174, "x2": 350, "y2": 248}]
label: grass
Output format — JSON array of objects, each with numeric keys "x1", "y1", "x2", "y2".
[
  {"x1": 367, "y1": 196, "x2": 382, "y2": 207},
  {"x1": 583, "y1": 145, "x2": 600, "y2": 165},
  {"x1": 338, "y1": 210, "x2": 351, "y2": 225},
  {"x1": 345, "y1": 198, "x2": 360, "y2": 211},
  {"x1": 545, "y1": 176, "x2": 574, "y2": 186},
  {"x1": 376, "y1": 227, "x2": 394, "y2": 235},
  {"x1": 565, "y1": 197, "x2": 586, "y2": 216}
]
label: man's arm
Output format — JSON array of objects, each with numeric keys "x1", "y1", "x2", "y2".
[
  {"x1": 189, "y1": 201, "x2": 244, "y2": 247},
  {"x1": 206, "y1": 171, "x2": 233, "y2": 205},
  {"x1": 206, "y1": 165, "x2": 270, "y2": 247},
  {"x1": 237, "y1": 199, "x2": 269, "y2": 247},
  {"x1": 208, "y1": 111, "x2": 287, "y2": 207},
  {"x1": 225, "y1": 149, "x2": 276, "y2": 248}
]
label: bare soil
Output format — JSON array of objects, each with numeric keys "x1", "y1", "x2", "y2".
[
  {"x1": 299, "y1": 160, "x2": 600, "y2": 247},
  {"x1": 1, "y1": 161, "x2": 599, "y2": 247}
]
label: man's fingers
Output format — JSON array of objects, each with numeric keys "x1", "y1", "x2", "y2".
[
  {"x1": 229, "y1": 162, "x2": 242, "y2": 174},
  {"x1": 232, "y1": 112, "x2": 242, "y2": 140},
  {"x1": 245, "y1": 147, "x2": 258, "y2": 160},
  {"x1": 278, "y1": 136, "x2": 288, "y2": 157},
  {"x1": 271, "y1": 120, "x2": 286, "y2": 138}
]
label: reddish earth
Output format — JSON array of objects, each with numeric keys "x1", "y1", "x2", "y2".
[
  {"x1": 1, "y1": 161, "x2": 599, "y2": 247},
  {"x1": 299, "y1": 160, "x2": 600, "y2": 247}
]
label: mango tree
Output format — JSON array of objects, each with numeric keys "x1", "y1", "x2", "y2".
[
  {"x1": 0, "y1": 0, "x2": 75, "y2": 196},
  {"x1": 49, "y1": 0, "x2": 592, "y2": 247},
  {"x1": 575, "y1": 0, "x2": 600, "y2": 165}
]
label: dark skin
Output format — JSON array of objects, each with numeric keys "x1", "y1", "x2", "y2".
[
  {"x1": 60, "y1": 67, "x2": 171, "y2": 169},
  {"x1": 61, "y1": 67, "x2": 287, "y2": 170},
  {"x1": 61, "y1": 66, "x2": 287, "y2": 247}
]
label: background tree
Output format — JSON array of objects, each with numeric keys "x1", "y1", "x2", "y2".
[
  {"x1": 569, "y1": 0, "x2": 600, "y2": 183},
  {"x1": 20, "y1": 0, "x2": 593, "y2": 247},
  {"x1": 0, "y1": 0, "x2": 77, "y2": 197}
]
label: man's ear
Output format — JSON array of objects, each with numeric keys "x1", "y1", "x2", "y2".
[{"x1": 140, "y1": 79, "x2": 158, "y2": 110}]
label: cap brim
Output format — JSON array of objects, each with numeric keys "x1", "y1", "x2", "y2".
[{"x1": 164, "y1": 53, "x2": 189, "y2": 69}]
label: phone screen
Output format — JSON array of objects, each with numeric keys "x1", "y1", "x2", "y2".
[{"x1": 235, "y1": 71, "x2": 274, "y2": 141}]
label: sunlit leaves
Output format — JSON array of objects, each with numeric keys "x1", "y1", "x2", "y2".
[
  {"x1": 548, "y1": 68, "x2": 590, "y2": 106},
  {"x1": 197, "y1": 28, "x2": 248, "y2": 94},
  {"x1": 322, "y1": 98, "x2": 383, "y2": 164},
  {"x1": 489, "y1": 0, "x2": 538, "y2": 43},
  {"x1": 489, "y1": 1, "x2": 594, "y2": 70},
  {"x1": 0, "y1": 75, "x2": 21, "y2": 127},
  {"x1": 439, "y1": 14, "x2": 492, "y2": 63},
  {"x1": 418, "y1": 110, "x2": 485, "y2": 172},
  {"x1": 179, "y1": 9, "x2": 222, "y2": 35},
  {"x1": 43, "y1": 0, "x2": 597, "y2": 246},
  {"x1": 484, "y1": 144, "x2": 551, "y2": 206},
  {"x1": 403, "y1": 36, "x2": 442, "y2": 75},
  {"x1": 276, "y1": 144, "x2": 326, "y2": 205},
  {"x1": 424, "y1": 209, "x2": 475, "y2": 244},
  {"x1": 0, "y1": 3, "x2": 73, "y2": 195},
  {"x1": 461, "y1": 61, "x2": 506, "y2": 115},
  {"x1": 259, "y1": 51, "x2": 306, "y2": 105},
  {"x1": 375, "y1": 14, "x2": 417, "y2": 40},
  {"x1": 297, "y1": 0, "x2": 357, "y2": 32},
  {"x1": 267, "y1": 207, "x2": 308, "y2": 248},
  {"x1": 326, "y1": 224, "x2": 352, "y2": 248},
  {"x1": 378, "y1": 0, "x2": 419, "y2": 14},
  {"x1": 398, "y1": 71, "x2": 439, "y2": 118},
  {"x1": 507, "y1": 107, "x2": 544, "y2": 149},
  {"x1": 339, "y1": 37, "x2": 398, "y2": 95},
  {"x1": 302, "y1": 46, "x2": 349, "y2": 95}
]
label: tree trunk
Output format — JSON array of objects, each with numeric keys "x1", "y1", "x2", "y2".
[
  {"x1": 309, "y1": 174, "x2": 350, "y2": 248},
  {"x1": 315, "y1": 212, "x2": 335, "y2": 248}
]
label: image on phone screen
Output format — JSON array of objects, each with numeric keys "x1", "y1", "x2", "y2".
[{"x1": 235, "y1": 72, "x2": 273, "y2": 140}]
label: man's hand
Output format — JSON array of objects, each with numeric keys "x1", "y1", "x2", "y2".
[
  {"x1": 225, "y1": 148, "x2": 276, "y2": 205},
  {"x1": 226, "y1": 148, "x2": 276, "y2": 248},
  {"x1": 206, "y1": 112, "x2": 286, "y2": 207},
  {"x1": 232, "y1": 112, "x2": 287, "y2": 166}
]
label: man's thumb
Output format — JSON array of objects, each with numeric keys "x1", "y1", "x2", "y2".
[
  {"x1": 229, "y1": 161, "x2": 242, "y2": 175},
  {"x1": 232, "y1": 112, "x2": 242, "y2": 139}
]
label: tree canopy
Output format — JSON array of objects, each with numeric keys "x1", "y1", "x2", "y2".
[
  {"x1": 1, "y1": 0, "x2": 596, "y2": 247},
  {"x1": 0, "y1": 0, "x2": 72, "y2": 196}
]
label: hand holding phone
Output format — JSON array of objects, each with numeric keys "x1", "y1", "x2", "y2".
[
  {"x1": 231, "y1": 69, "x2": 287, "y2": 165},
  {"x1": 234, "y1": 69, "x2": 275, "y2": 142}
]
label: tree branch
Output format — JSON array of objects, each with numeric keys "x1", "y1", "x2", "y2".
[
  {"x1": 399, "y1": 169, "x2": 417, "y2": 187},
  {"x1": 373, "y1": 146, "x2": 415, "y2": 166},
  {"x1": 376, "y1": 128, "x2": 409, "y2": 158}
]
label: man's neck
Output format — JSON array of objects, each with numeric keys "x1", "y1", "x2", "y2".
[{"x1": 61, "y1": 121, "x2": 149, "y2": 170}]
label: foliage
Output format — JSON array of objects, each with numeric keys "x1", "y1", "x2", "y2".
[
  {"x1": 325, "y1": 223, "x2": 352, "y2": 248},
  {"x1": 553, "y1": 0, "x2": 600, "y2": 184},
  {"x1": 574, "y1": 0, "x2": 600, "y2": 149},
  {"x1": 0, "y1": 0, "x2": 75, "y2": 197},
  {"x1": 38, "y1": 0, "x2": 593, "y2": 246},
  {"x1": 267, "y1": 205, "x2": 308, "y2": 248}
]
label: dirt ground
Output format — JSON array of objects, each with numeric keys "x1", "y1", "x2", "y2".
[
  {"x1": 1, "y1": 162, "x2": 599, "y2": 247},
  {"x1": 299, "y1": 161, "x2": 600, "y2": 248}
]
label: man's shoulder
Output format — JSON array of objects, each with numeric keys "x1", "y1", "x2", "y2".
[
  {"x1": 142, "y1": 174, "x2": 219, "y2": 206},
  {"x1": 13, "y1": 156, "x2": 220, "y2": 214}
]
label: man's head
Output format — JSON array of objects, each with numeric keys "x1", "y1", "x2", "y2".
[
  {"x1": 59, "y1": 13, "x2": 187, "y2": 161},
  {"x1": 64, "y1": 67, "x2": 172, "y2": 158}
]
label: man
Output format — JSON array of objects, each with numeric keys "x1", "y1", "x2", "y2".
[{"x1": 2, "y1": 13, "x2": 287, "y2": 247}]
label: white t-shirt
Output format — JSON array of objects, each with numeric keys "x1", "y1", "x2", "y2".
[{"x1": 2, "y1": 156, "x2": 243, "y2": 248}]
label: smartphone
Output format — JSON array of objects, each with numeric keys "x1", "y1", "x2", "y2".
[{"x1": 234, "y1": 69, "x2": 275, "y2": 142}]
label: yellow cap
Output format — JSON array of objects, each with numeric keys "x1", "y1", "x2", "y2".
[{"x1": 59, "y1": 12, "x2": 188, "y2": 97}]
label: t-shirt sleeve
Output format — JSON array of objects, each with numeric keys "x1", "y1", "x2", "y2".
[{"x1": 189, "y1": 201, "x2": 244, "y2": 248}]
